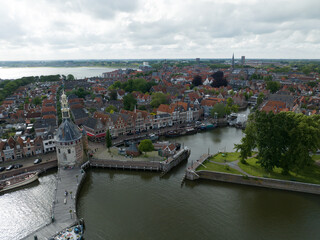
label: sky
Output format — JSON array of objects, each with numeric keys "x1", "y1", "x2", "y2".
[{"x1": 0, "y1": 0, "x2": 319, "y2": 60}]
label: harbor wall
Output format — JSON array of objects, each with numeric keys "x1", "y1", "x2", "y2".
[
  {"x1": 90, "y1": 148, "x2": 190, "y2": 173},
  {"x1": 188, "y1": 170, "x2": 320, "y2": 195},
  {"x1": 0, "y1": 159, "x2": 58, "y2": 179}
]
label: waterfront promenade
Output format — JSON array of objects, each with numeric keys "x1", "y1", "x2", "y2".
[{"x1": 23, "y1": 167, "x2": 85, "y2": 240}]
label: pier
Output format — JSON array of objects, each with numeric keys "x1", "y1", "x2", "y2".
[
  {"x1": 23, "y1": 167, "x2": 86, "y2": 240},
  {"x1": 90, "y1": 147, "x2": 191, "y2": 173}
]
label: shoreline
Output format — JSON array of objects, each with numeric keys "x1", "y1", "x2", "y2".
[{"x1": 185, "y1": 154, "x2": 320, "y2": 195}]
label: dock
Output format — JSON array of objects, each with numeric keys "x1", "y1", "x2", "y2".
[
  {"x1": 23, "y1": 167, "x2": 86, "y2": 240},
  {"x1": 90, "y1": 147, "x2": 191, "y2": 173}
]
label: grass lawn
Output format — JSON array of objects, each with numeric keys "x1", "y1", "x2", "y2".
[
  {"x1": 238, "y1": 157, "x2": 320, "y2": 184},
  {"x1": 312, "y1": 154, "x2": 320, "y2": 161},
  {"x1": 209, "y1": 152, "x2": 241, "y2": 163},
  {"x1": 197, "y1": 160, "x2": 243, "y2": 175}
]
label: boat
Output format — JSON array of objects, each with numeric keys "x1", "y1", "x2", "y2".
[
  {"x1": 164, "y1": 130, "x2": 182, "y2": 138},
  {"x1": 0, "y1": 171, "x2": 39, "y2": 193},
  {"x1": 199, "y1": 123, "x2": 216, "y2": 131},
  {"x1": 52, "y1": 222, "x2": 84, "y2": 240},
  {"x1": 148, "y1": 133, "x2": 159, "y2": 141},
  {"x1": 184, "y1": 127, "x2": 197, "y2": 135}
]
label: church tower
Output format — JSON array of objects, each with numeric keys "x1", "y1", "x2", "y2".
[
  {"x1": 55, "y1": 91, "x2": 84, "y2": 167},
  {"x1": 231, "y1": 53, "x2": 235, "y2": 69}
]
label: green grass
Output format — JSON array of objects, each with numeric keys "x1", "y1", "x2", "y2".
[
  {"x1": 312, "y1": 154, "x2": 320, "y2": 161},
  {"x1": 209, "y1": 152, "x2": 241, "y2": 163},
  {"x1": 197, "y1": 160, "x2": 243, "y2": 175},
  {"x1": 238, "y1": 157, "x2": 320, "y2": 184}
]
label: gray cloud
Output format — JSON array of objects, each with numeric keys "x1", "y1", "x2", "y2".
[{"x1": 0, "y1": 0, "x2": 319, "y2": 60}]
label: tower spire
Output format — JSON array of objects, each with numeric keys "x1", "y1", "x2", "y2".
[
  {"x1": 232, "y1": 53, "x2": 235, "y2": 69},
  {"x1": 61, "y1": 90, "x2": 70, "y2": 120}
]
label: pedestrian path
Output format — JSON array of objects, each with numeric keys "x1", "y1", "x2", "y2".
[{"x1": 23, "y1": 167, "x2": 84, "y2": 240}]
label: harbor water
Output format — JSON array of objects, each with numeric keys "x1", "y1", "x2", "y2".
[{"x1": 1, "y1": 128, "x2": 320, "y2": 239}]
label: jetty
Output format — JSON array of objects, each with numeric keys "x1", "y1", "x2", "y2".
[
  {"x1": 90, "y1": 147, "x2": 191, "y2": 173},
  {"x1": 23, "y1": 167, "x2": 86, "y2": 240}
]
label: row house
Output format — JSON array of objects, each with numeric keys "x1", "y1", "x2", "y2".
[
  {"x1": 120, "y1": 109, "x2": 154, "y2": 132},
  {"x1": 0, "y1": 136, "x2": 44, "y2": 162},
  {"x1": 43, "y1": 130, "x2": 56, "y2": 153}
]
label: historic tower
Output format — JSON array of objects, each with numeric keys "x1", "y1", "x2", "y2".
[
  {"x1": 55, "y1": 91, "x2": 84, "y2": 167},
  {"x1": 231, "y1": 53, "x2": 235, "y2": 69}
]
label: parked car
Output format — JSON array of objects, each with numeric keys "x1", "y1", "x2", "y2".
[
  {"x1": 0, "y1": 167, "x2": 5, "y2": 172},
  {"x1": 6, "y1": 165, "x2": 14, "y2": 171},
  {"x1": 34, "y1": 158, "x2": 42, "y2": 164},
  {"x1": 14, "y1": 164, "x2": 23, "y2": 169}
]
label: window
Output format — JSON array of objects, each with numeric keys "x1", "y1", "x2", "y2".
[
  {"x1": 58, "y1": 149, "x2": 60, "y2": 153},
  {"x1": 68, "y1": 149, "x2": 71, "y2": 154}
]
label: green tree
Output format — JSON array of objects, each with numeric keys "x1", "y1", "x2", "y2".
[
  {"x1": 66, "y1": 74, "x2": 75, "y2": 81},
  {"x1": 109, "y1": 90, "x2": 117, "y2": 100},
  {"x1": 235, "y1": 111, "x2": 320, "y2": 174},
  {"x1": 210, "y1": 103, "x2": 226, "y2": 118},
  {"x1": 138, "y1": 139, "x2": 154, "y2": 155},
  {"x1": 257, "y1": 93, "x2": 265, "y2": 106},
  {"x1": 32, "y1": 96, "x2": 42, "y2": 105},
  {"x1": 105, "y1": 105, "x2": 117, "y2": 113},
  {"x1": 150, "y1": 92, "x2": 168, "y2": 108},
  {"x1": 123, "y1": 93, "x2": 137, "y2": 111},
  {"x1": 266, "y1": 81, "x2": 281, "y2": 94},
  {"x1": 105, "y1": 129, "x2": 112, "y2": 152}
]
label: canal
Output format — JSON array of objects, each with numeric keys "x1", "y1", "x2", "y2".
[
  {"x1": 77, "y1": 127, "x2": 320, "y2": 240},
  {"x1": 1, "y1": 127, "x2": 320, "y2": 239}
]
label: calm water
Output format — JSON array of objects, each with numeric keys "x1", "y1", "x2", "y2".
[
  {"x1": 77, "y1": 128, "x2": 320, "y2": 240},
  {"x1": 0, "y1": 67, "x2": 118, "y2": 79},
  {"x1": 0, "y1": 171, "x2": 56, "y2": 240},
  {"x1": 1, "y1": 128, "x2": 320, "y2": 240}
]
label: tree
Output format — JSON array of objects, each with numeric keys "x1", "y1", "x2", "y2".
[
  {"x1": 192, "y1": 75, "x2": 203, "y2": 86},
  {"x1": 109, "y1": 90, "x2": 117, "y2": 100},
  {"x1": 106, "y1": 129, "x2": 112, "y2": 152},
  {"x1": 66, "y1": 74, "x2": 75, "y2": 81},
  {"x1": 123, "y1": 93, "x2": 137, "y2": 111},
  {"x1": 257, "y1": 93, "x2": 265, "y2": 106},
  {"x1": 266, "y1": 81, "x2": 281, "y2": 93},
  {"x1": 105, "y1": 105, "x2": 117, "y2": 113},
  {"x1": 210, "y1": 103, "x2": 226, "y2": 118},
  {"x1": 211, "y1": 71, "x2": 228, "y2": 88},
  {"x1": 235, "y1": 111, "x2": 320, "y2": 174},
  {"x1": 32, "y1": 96, "x2": 42, "y2": 105},
  {"x1": 138, "y1": 139, "x2": 154, "y2": 155},
  {"x1": 150, "y1": 92, "x2": 168, "y2": 108}
]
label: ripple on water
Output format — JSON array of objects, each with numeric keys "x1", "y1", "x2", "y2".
[{"x1": 0, "y1": 173, "x2": 56, "y2": 240}]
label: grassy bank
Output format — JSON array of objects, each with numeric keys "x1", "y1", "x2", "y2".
[
  {"x1": 238, "y1": 157, "x2": 320, "y2": 184},
  {"x1": 197, "y1": 160, "x2": 243, "y2": 175},
  {"x1": 208, "y1": 152, "x2": 240, "y2": 163}
]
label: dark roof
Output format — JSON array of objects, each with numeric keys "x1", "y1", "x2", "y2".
[
  {"x1": 56, "y1": 119, "x2": 82, "y2": 142},
  {"x1": 68, "y1": 94, "x2": 78, "y2": 100},
  {"x1": 84, "y1": 117, "x2": 97, "y2": 129},
  {"x1": 34, "y1": 119, "x2": 57, "y2": 129},
  {"x1": 71, "y1": 108, "x2": 88, "y2": 120}
]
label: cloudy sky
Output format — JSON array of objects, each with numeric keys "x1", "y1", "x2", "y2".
[{"x1": 0, "y1": 0, "x2": 319, "y2": 60}]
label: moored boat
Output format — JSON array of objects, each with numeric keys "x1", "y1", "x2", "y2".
[
  {"x1": 0, "y1": 171, "x2": 39, "y2": 193},
  {"x1": 148, "y1": 133, "x2": 159, "y2": 141},
  {"x1": 184, "y1": 127, "x2": 197, "y2": 135},
  {"x1": 164, "y1": 130, "x2": 182, "y2": 138},
  {"x1": 52, "y1": 222, "x2": 84, "y2": 240}
]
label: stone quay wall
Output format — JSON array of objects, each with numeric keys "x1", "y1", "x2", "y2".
[{"x1": 188, "y1": 170, "x2": 320, "y2": 195}]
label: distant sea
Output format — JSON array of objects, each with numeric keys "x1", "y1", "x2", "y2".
[{"x1": 0, "y1": 67, "x2": 118, "y2": 80}]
